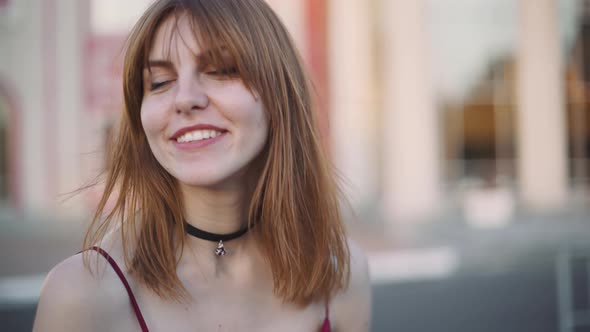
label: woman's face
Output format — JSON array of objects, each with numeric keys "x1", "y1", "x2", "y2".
[{"x1": 140, "y1": 15, "x2": 268, "y2": 189}]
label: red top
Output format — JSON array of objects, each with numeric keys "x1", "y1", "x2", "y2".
[{"x1": 86, "y1": 246, "x2": 332, "y2": 332}]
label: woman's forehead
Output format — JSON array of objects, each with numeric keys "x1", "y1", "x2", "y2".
[{"x1": 148, "y1": 14, "x2": 202, "y2": 60}]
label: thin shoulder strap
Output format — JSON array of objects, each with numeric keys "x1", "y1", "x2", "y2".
[
  {"x1": 85, "y1": 246, "x2": 149, "y2": 332},
  {"x1": 321, "y1": 301, "x2": 331, "y2": 332}
]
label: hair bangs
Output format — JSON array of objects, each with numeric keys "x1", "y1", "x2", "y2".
[{"x1": 194, "y1": 10, "x2": 260, "y2": 90}]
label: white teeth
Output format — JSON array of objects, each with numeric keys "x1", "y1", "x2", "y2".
[{"x1": 176, "y1": 130, "x2": 222, "y2": 143}]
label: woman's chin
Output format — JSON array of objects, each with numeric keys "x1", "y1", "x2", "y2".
[
  {"x1": 176, "y1": 173, "x2": 242, "y2": 191},
  {"x1": 171, "y1": 163, "x2": 254, "y2": 191}
]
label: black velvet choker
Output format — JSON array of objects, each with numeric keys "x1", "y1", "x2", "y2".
[{"x1": 184, "y1": 222, "x2": 251, "y2": 256}]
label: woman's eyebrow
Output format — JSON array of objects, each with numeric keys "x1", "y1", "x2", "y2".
[
  {"x1": 145, "y1": 48, "x2": 231, "y2": 71},
  {"x1": 195, "y1": 47, "x2": 232, "y2": 62},
  {"x1": 146, "y1": 59, "x2": 174, "y2": 70}
]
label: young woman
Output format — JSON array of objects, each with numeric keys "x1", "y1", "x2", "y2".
[{"x1": 33, "y1": 0, "x2": 371, "y2": 331}]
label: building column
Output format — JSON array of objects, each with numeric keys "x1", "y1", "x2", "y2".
[
  {"x1": 382, "y1": 0, "x2": 440, "y2": 223},
  {"x1": 265, "y1": 0, "x2": 307, "y2": 56},
  {"x1": 516, "y1": 0, "x2": 567, "y2": 210},
  {"x1": 328, "y1": 0, "x2": 378, "y2": 210},
  {"x1": 55, "y1": 0, "x2": 89, "y2": 215},
  {"x1": 20, "y1": 0, "x2": 49, "y2": 213}
]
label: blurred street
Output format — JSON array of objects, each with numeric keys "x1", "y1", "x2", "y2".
[{"x1": 2, "y1": 206, "x2": 590, "y2": 332}]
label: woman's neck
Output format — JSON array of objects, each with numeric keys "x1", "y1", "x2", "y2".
[
  {"x1": 178, "y1": 182, "x2": 259, "y2": 272},
  {"x1": 180, "y1": 183, "x2": 250, "y2": 236}
]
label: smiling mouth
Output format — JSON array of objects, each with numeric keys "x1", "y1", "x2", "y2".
[{"x1": 175, "y1": 129, "x2": 225, "y2": 143}]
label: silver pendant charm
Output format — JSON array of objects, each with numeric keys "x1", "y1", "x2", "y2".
[{"x1": 215, "y1": 240, "x2": 227, "y2": 256}]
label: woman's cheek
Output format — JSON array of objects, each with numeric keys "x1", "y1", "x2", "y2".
[{"x1": 140, "y1": 101, "x2": 166, "y2": 135}]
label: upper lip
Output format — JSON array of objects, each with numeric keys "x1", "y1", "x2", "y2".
[{"x1": 170, "y1": 124, "x2": 227, "y2": 140}]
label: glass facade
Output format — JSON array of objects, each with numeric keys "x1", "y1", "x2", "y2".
[
  {"x1": 427, "y1": 0, "x2": 518, "y2": 190},
  {"x1": 564, "y1": 0, "x2": 590, "y2": 189}
]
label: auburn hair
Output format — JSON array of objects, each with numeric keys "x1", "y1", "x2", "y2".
[{"x1": 83, "y1": 0, "x2": 350, "y2": 305}]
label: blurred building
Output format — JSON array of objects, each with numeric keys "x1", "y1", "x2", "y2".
[
  {"x1": 332, "y1": 0, "x2": 589, "y2": 226},
  {"x1": 0, "y1": 0, "x2": 588, "y2": 226}
]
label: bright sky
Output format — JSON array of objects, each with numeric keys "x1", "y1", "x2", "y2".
[{"x1": 91, "y1": 0, "x2": 153, "y2": 35}]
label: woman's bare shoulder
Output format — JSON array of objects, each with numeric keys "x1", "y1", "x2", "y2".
[
  {"x1": 33, "y1": 241, "x2": 130, "y2": 331},
  {"x1": 330, "y1": 238, "x2": 372, "y2": 332}
]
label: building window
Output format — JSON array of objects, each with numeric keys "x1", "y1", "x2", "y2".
[
  {"x1": 564, "y1": 0, "x2": 590, "y2": 189},
  {"x1": 428, "y1": 0, "x2": 517, "y2": 188}
]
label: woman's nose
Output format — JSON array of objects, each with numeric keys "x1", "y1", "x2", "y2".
[{"x1": 174, "y1": 76, "x2": 209, "y2": 114}]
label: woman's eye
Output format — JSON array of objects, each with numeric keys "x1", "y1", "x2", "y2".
[
  {"x1": 206, "y1": 67, "x2": 238, "y2": 77},
  {"x1": 150, "y1": 80, "x2": 171, "y2": 91}
]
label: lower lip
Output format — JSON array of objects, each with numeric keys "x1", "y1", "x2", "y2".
[{"x1": 172, "y1": 133, "x2": 226, "y2": 151}]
